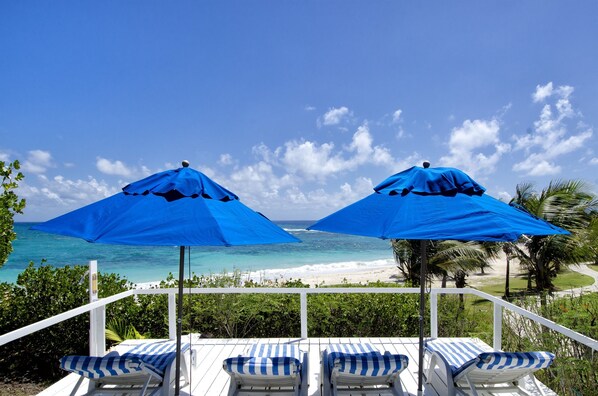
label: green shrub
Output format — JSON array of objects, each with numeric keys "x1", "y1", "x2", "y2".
[
  {"x1": 2, "y1": 265, "x2": 596, "y2": 395},
  {"x1": 503, "y1": 293, "x2": 598, "y2": 396},
  {"x1": 0, "y1": 263, "x2": 134, "y2": 382}
]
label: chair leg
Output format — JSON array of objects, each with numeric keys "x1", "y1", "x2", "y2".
[
  {"x1": 69, "y1": 375, "x2": 85, "y2": 396},
  {"x1": 300, "y1": 351, "x2": 309, "y2": 396},
  {"x1": 391, "y1": 377, "x2": 406, "y2": 396},
  {"x1": 425, "y1": 353, "x2": 437, "y2": 383},
  {"x1": 321, "y1": 350, "x2": 332, "y2": 396},
  {"x1": 463, "y1": 374, "x2": 480, "y2": 396},
  {"x1": 518, "y1": 375, "x2": 547, "y2": 396},
  {"x1": 227, "y1": 377, "x2": 240, "y2": 396}
]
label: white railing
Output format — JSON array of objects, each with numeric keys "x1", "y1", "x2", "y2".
[{"x1": 1, "y1": 286, "x2": 597, "y2": 356}]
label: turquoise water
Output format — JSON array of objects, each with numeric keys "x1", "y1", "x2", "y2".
[{"x1": 1, "y1": 222, "x2": 395, "y2": 285}]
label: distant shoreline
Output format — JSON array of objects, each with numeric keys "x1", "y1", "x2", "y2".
[{"x1": 132, "y1": 252, "x2": 514, "y2": 289}]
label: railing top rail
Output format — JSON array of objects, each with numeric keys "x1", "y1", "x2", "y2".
[
  {"x1": 0, "y1": 290, "x2": 135, "y2": 348},
  {"x1": 2, "y1": 287, "x2": 597, "y2": 352},
  {"x1": 430, "y1": 288, "x2": 598, "y2": 351},
  {"x1": 133, "y1": 287, "x2": 421, "y2": 295}
]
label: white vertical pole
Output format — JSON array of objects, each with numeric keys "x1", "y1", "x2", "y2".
[
  {"x1": 430, "y1": 290, "x2": 438, "y2": 339},
  {"x1": 168, "y1": 293, "x2": 177, "y2": 340},
  {"x1": 89, "y1": 260, "x2": 105, "y2": 356},
  {"x1": 300, "y1": 292, "x2": 308, "y2": 339},
  {"x1": 493, "y1": 303, "x2": 503, "y2": 351}
]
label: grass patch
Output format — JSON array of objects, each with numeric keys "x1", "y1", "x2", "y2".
[
  {"x1": 553, "y1": 268, "x2": 595, "y2": 290},
  {"x1": 588, "y1": 263, "x2": 598, "y2": 272},
  {"x1": 476, "y1": 268, "x2": 594, "y2": 296}
]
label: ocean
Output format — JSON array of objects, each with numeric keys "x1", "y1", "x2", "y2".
[{"x1": 0, "y1": 222, "x2": 395, "y2": 285}]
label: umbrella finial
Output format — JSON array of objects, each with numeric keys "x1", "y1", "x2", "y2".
[
  {"x1": 182, "y1": 160, "x2": 190, "y2": 168},
  {"x1": 422, "y1": 160, "x2": 431, "y2": 168}
]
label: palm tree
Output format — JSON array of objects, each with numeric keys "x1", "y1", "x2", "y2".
[
  {"x1": 502, "y1": 243, "x2": 513, "y2": 299},
  {"x1": 509, "y1": 180, "x2": 597, "y2": 294},
  {"x1": 391, "y1": 239, "x2": 496, "y2": 287}
]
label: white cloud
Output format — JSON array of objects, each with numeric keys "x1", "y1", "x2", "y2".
[
  {"x1": 279, "y1": 123, "x2": 394, "y2": 180},
  {"x1": 0, "y1": 152, "x2": 9, "y2": 162},
  {"x1": 96, "y1": 157, "x2": 151, "y2": 179},
  {"x1": 533, "y1": 82, "x2": 554, "y2": 102},
  {"x1": 281, "y1": 140, "x2": 344, "y2": 179},
  {"x1": 512, "y1": 155, "x2": 561, "y2": 176},
  {"x1": 22, "y1": 149, "x2": 53, "y2": 174},
  {"x1": 513, "y1": 84, "x2": 593, "y2": 176},
  {"x1": 392, "y1": 109, "x2": 402, "y2": 123},
  {"x1": 96, "y1": 158, "x2": 133, "y2": 177},
  {"x1": 209, "y1": 124, "x2": 402, "y2": 219},
  {"x1": 282, "y1": 176, "x2": 375, "y2": 214},
  {"x1": 589, "y1": 158, "x2": 598, "y2": 165},
  {"x1": 322, "y1": 106, "x2": 350, "y2": 126},
  {"x1": 497, "y1": 191, "x2": 512, "y2": 203},
  {"x1": 304, "y1": 105, "x2": 316, "y2": 111},
  {"x1": 17, "y1": 174, "x2": 120, "y2": 220},
  {"x1": 219, "y1": 153, "x2": 233, "y2": 166},
  {"x1": 439, "y1": 118, "x2": 510, "y2": 177}
]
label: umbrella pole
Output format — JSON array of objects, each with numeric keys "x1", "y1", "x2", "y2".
[
  {"x1": 175, "y1": 246, "x2": 185, "y2": 396},
  {"x1": 417, "y1": 240, "x2": 428, "y2": 396}
]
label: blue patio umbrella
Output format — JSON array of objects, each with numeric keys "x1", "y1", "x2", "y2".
[
  {"x1": 32, "y1": 161, "x2": 300, "y2": 395},
  {"x1": 308, "y1": 162, "x2": 569, "y2": 395}
]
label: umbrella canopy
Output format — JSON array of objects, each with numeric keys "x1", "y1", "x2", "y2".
[
  {"x1": 309, "y1": 165, "x2": 568, "y2": 241},
  {"x1": 33, "y1": 165, "x2": 299, "y2": 246},
  {"x1": 32, "y1": 162, "x2": 300, "y2": 395},
  {"x1": 308, "y1": 163, "x2": 569, "y2": 396}
]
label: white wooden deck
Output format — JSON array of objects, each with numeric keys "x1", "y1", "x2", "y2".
[{"x1": 38, "y1": 336, "x2": 556, "y2": 396}]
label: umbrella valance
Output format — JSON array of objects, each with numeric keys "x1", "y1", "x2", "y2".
[
  {"x1": 310, "y1": 166, "x2": 568, "y2": 242},
  {"x1": 123, "y1": 166, "x2": 238, "y2": 201},
  {"x1": 33, "y1": 166, "x2": 298, "y2": 247},
  {"x1": 374, "y1": 166, "x2": 485, "y2": 196}
]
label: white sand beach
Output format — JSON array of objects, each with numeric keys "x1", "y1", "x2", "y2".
[
  {"x1": 132, "y1": 251, "x2": 528, "y2": 289},
  {"x1": 280, "y1": 251, "x2": 515, "y2": 288}
]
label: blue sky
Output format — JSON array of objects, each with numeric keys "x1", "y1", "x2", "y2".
[{"x1": 2, "y1": 1, "x2": 597, "y2": 221}]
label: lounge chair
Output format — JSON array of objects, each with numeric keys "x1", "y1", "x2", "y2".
[
  {"x1": 321, "y1": 343, "x2": 409, "y2": 396},
  {"x1": 425, "y1": 338, "x2": 555, "y2": 396},
  {"x1": 60, "y1": 340, "x2": 191, "y2": 396},
  {"x1": 223, "y1": 343, "x2": 309, "y2": 396}
]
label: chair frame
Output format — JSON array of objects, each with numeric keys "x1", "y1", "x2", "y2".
[
  {"x1": 425, "y1": 340, "x2": 553, "y2": 396},
  {"x1": 321, "y1": 344, "x2": 408, "y2": 396},
  {"x1": 64, "y1": 341, "x2": 191, "y2": 396},
  {"x1": 224, "y1": 344, "x2": 309, "y2": 396}
]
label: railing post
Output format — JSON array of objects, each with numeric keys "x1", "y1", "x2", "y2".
[
  {"x1": 430, "y1": 290, "x2": 438, "y2": 339},
  {"x1": 300, "y1": 291, "x2": 308, "y2": 339},
  {"x1": 168, "y1": 293, "x2": 176, "y2": 340},
  {"x1": 88, "y1": 260, "x2": 105, "y2": 356},
  {"x1": 493, "y1": 302, "x2": 502, "y2": 350}
]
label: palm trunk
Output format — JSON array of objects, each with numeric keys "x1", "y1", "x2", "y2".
[{"x1": 504, "y1": 254, "x2": 510, "y2": 299}]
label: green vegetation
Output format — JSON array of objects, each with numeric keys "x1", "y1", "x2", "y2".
[
  {"x1": 508, "y1": 180, "x2": 596, "y2": 294},
  {"x1": 0, "y1": 266, "x2": 596, "y2": 396},
  {"x1": 391, "y1": 239, "x2": 498, "y2": 287},
  {"x1": 478, "y1": 269, "x2": 595, "y2": 296},
  {"x1": 1, "y1": 176, "x2": 596, "y2": 392},
  {"x1": 0, "y1": 160, "x2": 26, "y2": 268},
  {"x1": 503, "y1": 293, "x2": 598, "y2": 395},
  {"x1": 0, "y1": 263, "x2": 134, "y2": 382}
]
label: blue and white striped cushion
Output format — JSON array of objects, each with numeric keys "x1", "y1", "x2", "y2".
[
  {"x1": 425, "y1": 340, "x2": 490, "y2": 376},
  {"x1": 60, "y1": 340, "x2": 190, "y2": 379},
  {"x1": 476, "y1": 352, "x2": 554, "y2": 371},
  {"x1": 325, "y1": 343, "x2": 408, "y2": 378},
  {"x1": 60, "y1": 355, "x2": 146, "y2": 379},
  {"x1": 223, "y1": 344, "x2": 302, "y2": 377},
  {"x1": 425, "y1": 340, "x2": 554, "y2": 377}
]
